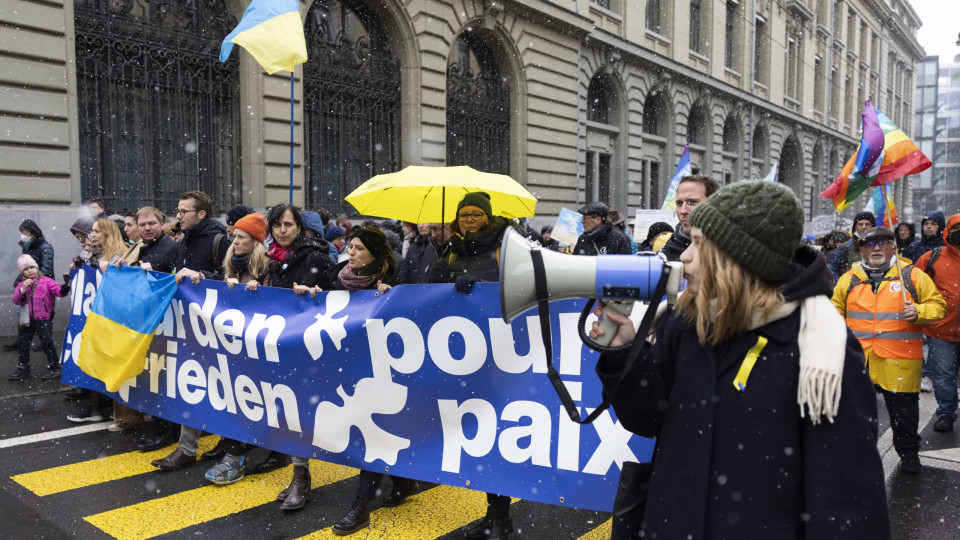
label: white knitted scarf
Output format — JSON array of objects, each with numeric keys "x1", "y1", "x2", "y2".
[
  {"x1": 743, "y1": 296, "x2": 848, "y2": 424},
  {"x1": 651, "y1": 294, "x2": 847, "y2": 424}
]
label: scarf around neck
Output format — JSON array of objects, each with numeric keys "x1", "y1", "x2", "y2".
[
  {"x1": 709, "y1": 295, "x2": 847, "y2": 425},
  {"x1": 337, "y1": 261, "x2": 382, "y2": 291}
]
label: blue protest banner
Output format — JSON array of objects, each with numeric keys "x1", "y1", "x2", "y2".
[{"x1": 60, "y1": 266, "x2": 654, "y2": 511}]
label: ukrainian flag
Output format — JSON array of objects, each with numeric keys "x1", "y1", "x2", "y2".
[
  {"x1": 77, "y1": 266, "x2": 177, "y2": 392},
  {"x1": 219, "y1": 0, "x2": 308, "y2": 75}
]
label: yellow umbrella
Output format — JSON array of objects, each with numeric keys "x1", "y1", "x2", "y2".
[{"x1": 345, "y1": 165, "x2": 537, "y2": 224}]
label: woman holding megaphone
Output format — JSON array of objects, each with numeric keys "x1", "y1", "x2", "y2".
[{"x1": 590, "y1": 181, "x2": 889, "y2": 538}]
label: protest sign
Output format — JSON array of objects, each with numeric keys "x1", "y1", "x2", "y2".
[
  {"x1": 550, "y1": 208, "x2": 582, "y2": 246},
  {"x1": 61, "y1": 267, "x2": 653, "y2": 512},
  {"x1": 633, "y1": 209, "x2": 679, "y2": 242}
]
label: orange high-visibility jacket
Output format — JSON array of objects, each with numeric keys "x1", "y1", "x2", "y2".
[{"x1": 832, "y1": 262, "x2": 945, "y2": 360}]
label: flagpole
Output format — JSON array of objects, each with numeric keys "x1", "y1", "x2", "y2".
[
  {"x1": 289, "y1": 70, "x2": 294, "y2": 205},
  {"x1": 881, "y1": 184, "x2": 909, "y2": 305}
]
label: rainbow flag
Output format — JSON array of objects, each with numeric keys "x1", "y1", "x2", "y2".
[
  {"x1": 820, "y1": 101, "x2": 931, "y2": 211},
  {"x1": 219, "y1": 0, "x2": 307, "y2": 75},
  {"x1": 871, "y1": 186, "x2": 899, "y2": 227},
  {"x1": 76, "y1": 266, "x2": 177, "y2": 392}
]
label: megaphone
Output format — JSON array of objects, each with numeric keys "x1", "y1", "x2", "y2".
[{"x1": 499, "y1": 228, "x2": 683, "y2": 348}]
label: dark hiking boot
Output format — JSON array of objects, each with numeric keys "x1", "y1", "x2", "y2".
[
  {"x1": 465, "y1": 516, "x2": 514, "y2": 540},
  {"x1": 138, "y1": 430, "x2": 178, "y2": 452},
  {"x1": 381, "y1": 478, "x2": 420, "y2": 507},
  {"x1": 7, "y1": 364, "x2": 30, "y2": 381},
  {"x1": 40, "y1": 367, "x2": 61, "y2": 380},
  {"x1": 200, "y1": 439, "x2": 228, "y2": 461},
  {"x1": 279, "y1": 465, "x2": 311, "y2": 511},
  {"x1": 901, "y1": 455, "x2": 922, "y2": 474},
  {"x1": 252, "y1": 451, "x2": 291, "y2": 474},
  {"x1": 332, "y1": 497, "x2": 370, "y2": 535},
  {"x1": 934, "y1": 415, "x2": 955, "y2": 433}
]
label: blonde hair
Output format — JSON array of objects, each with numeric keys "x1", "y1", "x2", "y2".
[
  {"x1": 94, "y1": 218, "x2": 127, "y2": 262},
  {"x1": 676, "y1": 235, "x2": 784, "y2": 345},
  {"x1": 223, "y1": 234, "x2": 268, "y2": 281}
]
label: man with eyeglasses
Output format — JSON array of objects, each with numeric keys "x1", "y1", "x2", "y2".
[
  {"x1": 832, "y1": 227, "x2": 945, "y2": 474},
  {"x1": 572, "y1": 201, "x2": 632, "y2": 256},
  {"x1": 150, "y1": 190, "x2": 232, "y2": 470}
]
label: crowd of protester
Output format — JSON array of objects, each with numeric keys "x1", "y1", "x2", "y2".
[{"x1": 11, "y1": 183, "x2": 960, "y2": 539}]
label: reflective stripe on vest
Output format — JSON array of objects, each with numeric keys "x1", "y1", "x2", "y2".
[{"x1": 845, "y1": 269, "x2": 924, "y2": 359}]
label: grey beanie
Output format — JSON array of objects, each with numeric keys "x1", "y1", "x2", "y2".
[{"x1": 689, "y1": 181, "x2": 803, "y2": 284}]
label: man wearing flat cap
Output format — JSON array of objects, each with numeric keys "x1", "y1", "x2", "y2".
[
  {"x1": 832, "y1": 227, "x2": 945, "y2": 474},
  {"x1": 572, "y1": 201, "x2": 632, "y2": 256}
]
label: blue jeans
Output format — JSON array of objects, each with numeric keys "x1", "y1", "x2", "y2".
[{"x1": 926, "y1": 337, "x2": 960, "y2": 420}]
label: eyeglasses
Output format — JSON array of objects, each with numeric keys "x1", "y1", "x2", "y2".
[
  {"x1": 175, "y1": 208, "x2": 198, "y2": 216},
  {"x1": 864, "y1": 239, "x2": 891, "y2": 248},
  {"x1": 458, "y1": 212, "x2": 486, "y2": 221}
]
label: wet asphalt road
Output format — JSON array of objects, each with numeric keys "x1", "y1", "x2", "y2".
[{"x1": 0, "y1": 344, "x2": 959, "y2": 539}]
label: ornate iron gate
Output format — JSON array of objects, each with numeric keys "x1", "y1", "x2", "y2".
[
  {"x1": 75, "y1": 0, "x2": 241, "y2": 213},
  {"x1": 446, "y1": 35, "x2": 510, "y2": 174},
  {"x1": 302, "y1": 0, "x2": 401, "y2": 216}
]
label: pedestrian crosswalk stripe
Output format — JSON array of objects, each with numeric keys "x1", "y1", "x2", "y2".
[
  {"x1": 11, "y1": 436, "x2": 220, "y2": 497},
  {"x1": 292, "y1": 484, "x2": 491, "y2": 540},
  {"x1": 83, "y1": 460, "x2": 356, "y2": 540},
  {"x1": 576, "y1": 518, "x2": 612, "y2": 539}
]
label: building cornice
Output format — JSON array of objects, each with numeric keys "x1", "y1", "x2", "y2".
[
  {"x1": 500, "y1": 0, "x2": 594, "y2": 37},
  {"x1": 587, "y1": 29, "x2": 858, "y2": 146}
]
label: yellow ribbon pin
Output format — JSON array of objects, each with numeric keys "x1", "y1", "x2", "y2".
[{"x1": 733, "y1": 336, "x2": 768, "y2": 392}]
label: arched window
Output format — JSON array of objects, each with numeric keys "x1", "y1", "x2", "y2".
[
  {"x1": 75, "y1": 0, "x2": 241, "y2": 212},
  {"x1": 303, "y1": 0, "x2": 401, "y2": 215},
  {"x1": 642, "y1": 89, "x2": 668, "y2": 136},
  {"x1": 722, "y1": 114, "x2": 741, "y2": 153},
  {"x1": 587, "y1": 73, "x2": 613, "y2": 124},
  {"x1": 446, "y1": 32, "x2": 510, "y2": 174},
  {"x1": 780, "y1": 137, "x2": 803, "y2": 198},
  {"x1": 687, "y1": 102, "x2": 710, "y2": 147}
]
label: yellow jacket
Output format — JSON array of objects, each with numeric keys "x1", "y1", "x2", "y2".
[{"x1": 832, "y1": 259, "x2": 945, "y2": 392}]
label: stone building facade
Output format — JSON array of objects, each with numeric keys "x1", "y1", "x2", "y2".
[{"x1": 0, "y1": 0, "x2": 925, "y2": 334}]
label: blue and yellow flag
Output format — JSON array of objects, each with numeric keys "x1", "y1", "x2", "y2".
[
  {"x1": 77, "y1": 266, "x2": 177, "y2": 392},
  {"x1": 219, "y1": 0, "x2": 307, "y2": 74}
]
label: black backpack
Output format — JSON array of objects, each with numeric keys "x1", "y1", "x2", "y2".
[{"x1": 923, "y1": 246, "x2": 943, "y2": 279}]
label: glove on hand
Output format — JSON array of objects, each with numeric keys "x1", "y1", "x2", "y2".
[{"x1": 454, "y1": 274, "x2": 480, "y2": 294}]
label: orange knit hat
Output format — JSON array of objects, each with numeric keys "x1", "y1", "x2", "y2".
[{"x1": 233, "y1": 212, "x2": 267, "y2": 243}]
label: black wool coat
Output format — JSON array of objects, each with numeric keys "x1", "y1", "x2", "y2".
[
  {"x1": 596, "y1": 248, "x2": 890, "y2": 539},
  {"x1": 138, "y1": 235, "x2": 178, "y2": 273},
  {"x1": 266, "y1": 235, "x2": 336, "y2": 290},
  {"x1": 573, "y1": 225, "x2": 633, "y2": 255},
  {"x1": 176, "y1": 218, "x2": 230, "y2": 279}
]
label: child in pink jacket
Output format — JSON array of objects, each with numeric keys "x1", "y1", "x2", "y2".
[{"x1": 11, "y1": 255, "x2": 69, "y2": 380}]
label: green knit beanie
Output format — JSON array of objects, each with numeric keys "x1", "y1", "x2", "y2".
[
  {"x1": 689, "y1": 181, "x2": 803, "y2": 284},
  {"x1": 457, "y1": 191, "x2": 493, "y2": 218}
]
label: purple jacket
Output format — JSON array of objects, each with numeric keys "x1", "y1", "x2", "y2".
[{"x1": 12, "y1": 275, "x2": 67, "y2": 322}]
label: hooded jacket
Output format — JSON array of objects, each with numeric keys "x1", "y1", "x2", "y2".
[
  {"x1": 658, "y1": 229, "x2": 691, "y2": 262},
  {"x1": 18, "y1": 219, "x2": 54, "y2": 280},
  {"x1": 573, "y1": 223, "x2": 633, "y2": 256},
  {"x1": 432, "y1": 216, "x2": 518, "y2": 283},
  {"x1": 903, "y1": 211, "x2": 945, "y2": 263},
  {"x1": 176, "y1": 217, "x2": 230, "y2": 280},
  {"x1": 596, "y1": 246, "x2": 890, "y2": 539},
  {"x1": 915, "y1": 213, "x2": 960, "y2": 342},
  {"x1": 895, "y1": 223, "x2": 916, "y2": 255},
  {"x1": 266, "y1": 235, "x2": 336, "y2": 290}
]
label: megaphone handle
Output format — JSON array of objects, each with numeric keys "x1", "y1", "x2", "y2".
[{"x1": 592, "y1": 300, "x2": 635, "y2": 347}]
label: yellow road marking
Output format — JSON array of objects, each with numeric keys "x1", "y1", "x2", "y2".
[
  {"x1": 84, "y1": 460, "x2": 356, "y2": 540},
  {"x1": 293, "y1": 484, "x2": 491, "y2": 540},
  {"x1": 577, "y1": 518, "x2": 612, "y2": 539},
  {"x1": 11, "y1": 436, "x2": 220, "y2": 497}
]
